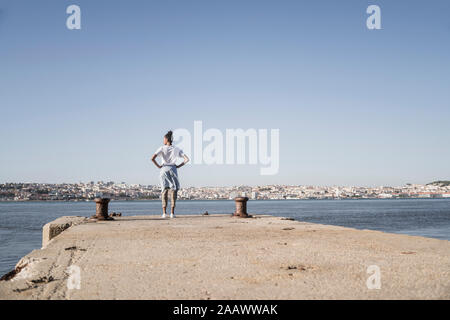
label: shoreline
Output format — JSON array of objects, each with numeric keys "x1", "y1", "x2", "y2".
[{"x1": 0, "y1": 214, "x2": 449, "y2": 299}]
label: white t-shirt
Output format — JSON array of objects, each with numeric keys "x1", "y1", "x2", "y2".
[{"x1": 154, "y1": 145, "x2": 184, "y2": 166}]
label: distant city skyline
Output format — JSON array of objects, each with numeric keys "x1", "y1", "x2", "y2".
[
  {"x1": 1, "y1": 179, "x2": 448, "y2": 189},
  {"x1": 2, "y1": 180, "x2": 449, "y2": 202},
  {"x1": 1, "y1": 1, "x2": 449, "y2": 187}
]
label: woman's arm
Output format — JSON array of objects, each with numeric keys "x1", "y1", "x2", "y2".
[
  {"x1": 176, "y1": 154, "x2": 190, "y2": 169},
  {"x1": 151, "y1": 154, "x2": 162, "y2": 169}
]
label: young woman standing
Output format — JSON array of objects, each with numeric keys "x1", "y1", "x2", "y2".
[{"x1": 151, "y1": 131, "x2": 189, "y2": 218}]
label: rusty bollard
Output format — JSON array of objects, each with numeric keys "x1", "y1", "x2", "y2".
[
  {"x1": 94, "y1": 198, "x2": 113, "y2": 220},
  {"x1": 233, "y1": 197, "x2": 250, "y2": 218}
]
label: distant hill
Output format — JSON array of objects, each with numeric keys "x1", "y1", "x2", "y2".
[{"x1": 427, "y1": 180, "x2": 450, "y2": 186}]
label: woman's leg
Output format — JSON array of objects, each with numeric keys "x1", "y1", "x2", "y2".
[
  {"x1": 170, "y1": 189, "x2": 177, "y2": 216},
  {"x1": 161, "y1": 188, "x2": 169, "y2": 216},
  {"x1": 160, "y1": 167, "x2": 170, "y2": 217}
]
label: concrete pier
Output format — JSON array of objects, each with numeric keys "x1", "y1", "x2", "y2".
[{"x1": 0, "y1": 214, "x2": 449, "y2": 299}]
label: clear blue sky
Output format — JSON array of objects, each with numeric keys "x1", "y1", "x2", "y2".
[{"x1": 1, "y1": 0, "x2": 449, "y2": 187}]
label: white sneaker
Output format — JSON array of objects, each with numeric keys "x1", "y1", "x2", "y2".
[
  {"x1": 161, "y1": 214, "x2": 167, "y2": 218},
  {"x1": 170, "y1": 213, "x2": 176, "y2": 219}
]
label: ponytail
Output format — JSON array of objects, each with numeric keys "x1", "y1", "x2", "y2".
[{"x1": 164, "y1": 130, "x2": 173, "y2": 144}]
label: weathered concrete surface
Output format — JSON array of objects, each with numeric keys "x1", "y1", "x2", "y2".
[
  {"x1": 42, "y1": 216, "x2": 88, "y2": 248},
  {"x1": 0, "y1": 214, "x2": 449, "y2": 300}
]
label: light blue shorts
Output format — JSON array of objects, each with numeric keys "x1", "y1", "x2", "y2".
[{"x1": 159, "y1": 165, "x2": 180, "y2": 191}]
